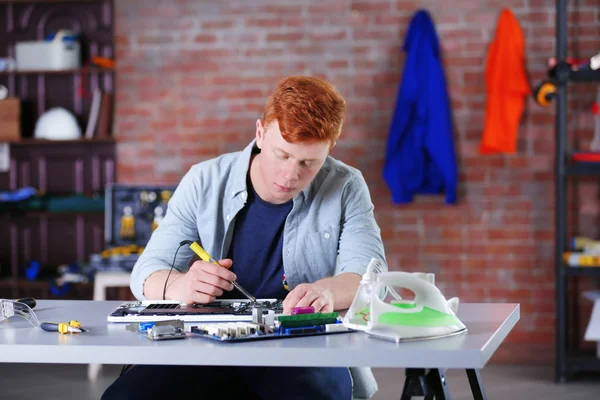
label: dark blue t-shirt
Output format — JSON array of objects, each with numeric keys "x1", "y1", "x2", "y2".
[{"x1": 221, "y1": 181, "x2": 292, "y2": 300}]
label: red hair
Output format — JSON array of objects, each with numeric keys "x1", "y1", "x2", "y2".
[{"x1": 263, "y1": 76, "x2": 346, "y2": 145}]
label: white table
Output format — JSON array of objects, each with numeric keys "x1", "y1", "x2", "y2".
[
  {"x1": 90, "y1": 270, "x2": 131, "y2": 380},
  {"x1": 0, "y1": 300, "x2": 520, "y2": 399}
]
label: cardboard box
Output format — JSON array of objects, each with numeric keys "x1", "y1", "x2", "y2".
[{"x1": 0, "y1": 97, "x2": 20, "y2": 141}]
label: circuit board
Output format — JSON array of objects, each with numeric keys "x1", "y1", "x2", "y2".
[
  {"x1": 107, "y1": 299, "x2": 284, "y2": 323},
  {"x1": 188, "y1": 312, "x2": 353, "y2": 342}
]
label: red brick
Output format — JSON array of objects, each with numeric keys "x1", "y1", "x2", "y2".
[
  {"x1": 309, "y1": 30, "x2": 347, "y2": 41},
  {"x1": 266, "y1": 32, "x2": 304, "y2": 42},
  {"x1": 353, "y1": 29, "x2": 396, "y2": 41},
  {"x1": 463, "y1": 10, "x2": 498, "y2": 25},
  {"x1": 245, "y1": 18, "x2": 283, "y2": 28},
  {"x1": 137, "y1": 35, "x2": 174, "y2": 45},
  {"x1": 193, "y1": 34, "x2": 218, "y2": 43},
  {"x1": 351, "y1": 1, "x2": 391, "y2": 13},
  {"x1": 307, "y1": 3, "x2": 348, "y2": 13},
  {"x1": 201, "y1": 20, "x2": 234, "y2": 29},
  {"x1": 568, "y1": 10, "x2": 597, "y2": 24},
  {"x1": 520, "y1": 11, "x2": 552, "y2": 24}
]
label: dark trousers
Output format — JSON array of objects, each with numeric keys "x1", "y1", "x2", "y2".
[{"x1": 101, "y1": 365, "x2": 352, "y2": 400}]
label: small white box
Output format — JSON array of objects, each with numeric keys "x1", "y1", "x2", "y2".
[
  {"x1": 15, "y1": 30, "x2": 80, "y2": 71},
  {"x1": 584, "y1": 291, "x2": 600, "y2": 357}
]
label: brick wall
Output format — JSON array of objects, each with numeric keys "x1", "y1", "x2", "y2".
[{"x1": 113, "y1": 0, "x2": 600, "y2": 364}]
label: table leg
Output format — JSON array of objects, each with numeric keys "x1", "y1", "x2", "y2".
[
  {"x1": 425, "y1": 368, "x2": 450, "y2": 400},
  {"x1": 401, "y1": 368, "x2": 427, "y2": 399},
  {"x1": 88, "y1": 363, "x2": 102, "y2": 382},
  {"x1": 466, "y1": 369, "x2": 487, "y2": 400},
  {"x1": 401, "y1": 368, "x2": 451, "y2": 400}
]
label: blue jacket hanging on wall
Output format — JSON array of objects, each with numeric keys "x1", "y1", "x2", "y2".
[{"x1": 383, "y1": 9, "x2": 458, "y2": 205}]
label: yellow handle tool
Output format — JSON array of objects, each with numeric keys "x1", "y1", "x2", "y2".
[
  {"x1": 40, "y1": 320, "x2": 87, "y2": 334},
  {"x1": 189, "y1": 242, "x2": 257, "y2": 303}
]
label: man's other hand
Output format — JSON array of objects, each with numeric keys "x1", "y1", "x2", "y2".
[
  {"x1": 166, "y1": 259, "x2": 235, "y2": 305},
  {"x1": 282, "y1": 283, "x2": 335, "y2": 314}
]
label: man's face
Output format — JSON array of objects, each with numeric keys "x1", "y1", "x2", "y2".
[{"x1": 254, "y1": 119, "x2": 330, "y2": 204}]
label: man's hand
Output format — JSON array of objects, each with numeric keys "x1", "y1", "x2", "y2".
[
  {"x1": 282, "y1": 283, "x2": 335, "y2": 314},
  {"x1": 165, "y1": 259, "x2": 236, "y2": 305}
]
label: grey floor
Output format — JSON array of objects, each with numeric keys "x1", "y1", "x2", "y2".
[{"x1": 0, "y1": 363, "x2": 598, "y2": 399}]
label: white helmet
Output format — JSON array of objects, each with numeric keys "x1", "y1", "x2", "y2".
[{"x1": 34, "y1": 107, "x2": 82, "y2": 140}]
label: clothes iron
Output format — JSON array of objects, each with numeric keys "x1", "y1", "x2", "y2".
[{"x1": 343, "y1": 259, "x2": 467, "y2": 342}]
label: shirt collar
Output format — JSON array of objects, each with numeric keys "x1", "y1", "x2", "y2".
[{"x1": 231, "y1": 139, "x2": 328, "y2": 204}]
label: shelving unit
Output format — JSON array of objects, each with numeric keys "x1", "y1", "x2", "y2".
[
  {"x1": 0, "y1": 0, "x2": 115, "y2": 299},
  {"x1": 0, "y1": 67, "x2": 112, "y2": 76},
  {"x1": 554, "y1": 0, "x2": 600, "y2": 383}
]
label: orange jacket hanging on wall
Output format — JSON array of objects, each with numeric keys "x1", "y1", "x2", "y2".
[{"x1": 479, "y1": 8, "x2": 530, "y2": 154}]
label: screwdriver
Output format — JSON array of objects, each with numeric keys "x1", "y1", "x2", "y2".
[
  {"x1": 188, "y1": 241, "x2": 257, "y2": 303},
  {"x1": 40, "y1": 320, "x2": 87, "y2": 334}
]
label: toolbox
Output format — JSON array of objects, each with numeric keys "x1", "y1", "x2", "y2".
[{"x1": 88, "y1": 183, "x2": 177, "y2": 272}]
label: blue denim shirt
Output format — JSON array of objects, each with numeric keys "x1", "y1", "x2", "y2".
[{"x1": 130, "y1": 139, "x2": 387, "y2": 399}]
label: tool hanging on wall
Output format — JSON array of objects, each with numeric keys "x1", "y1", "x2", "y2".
[
  {"x1": 152, "y1": 206, "x2": 164, "y2": 232},
  {"x1": 78, "y1": 56, "x2": 115, "y2": 97},
  {"x1": 534, "y1": 51, "x2": 600, "y2": 107},
  {"x1": 533, "y1": 80, "x2": 557, "y2": 107},
  {"x1": 120, "y1": 205, "x2": 136, "y2": 240},
  {"x1": 160, "y1": 190, "x2": 172, "y2": 203}
]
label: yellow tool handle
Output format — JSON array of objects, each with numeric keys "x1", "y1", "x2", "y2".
[
  {"x1": 189, "y1": 242, "x2": 216, "y2": 264},
  {"x1": 57, "y1": 322, "x2": 71, "y2": 334},
  {"x1": 41, "y1": 320, "x2": 83, "y2": 334},
  {"x1": 188, "y1": 241, "x2": 257, "y2": 303}
]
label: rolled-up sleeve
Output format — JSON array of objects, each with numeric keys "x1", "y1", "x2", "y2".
[
  {"x1": 335, "y1": 171, "x2": 388, "y2": 277},
  {"x1": 130, "y1": 166, "x2": 202, "y2": 300}
]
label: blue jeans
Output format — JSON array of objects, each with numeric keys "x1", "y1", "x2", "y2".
[{"x1": 101, "y1": 365, "x2": 352, "y2": 400}]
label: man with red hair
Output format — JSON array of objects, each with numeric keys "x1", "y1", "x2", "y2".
[{"x1": 103, "y1": 76, "x2": 387, "y2": 400}]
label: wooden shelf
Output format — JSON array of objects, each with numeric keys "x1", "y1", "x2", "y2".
[
  {"x1": 7, "y1": 137, "x2": 115, "y2": 145},
  {"x1": 0, "y1": 279, "x2": 50, "y2": 289},
  {"x1": 0, "y1": 279, "x2": 94, "y2": 300},
  {"x1": 0, "y1": 67, "x2": 113, "y2": 76},
  {"x1": 566, "y1": 163, "x2": 600, "y2": 176},
  {"x1": 0, "y1": 0, "x2": 104, "y2": 3},
  {"x1": 567, "y1": 353, "x2": 600, "y2": 372}
]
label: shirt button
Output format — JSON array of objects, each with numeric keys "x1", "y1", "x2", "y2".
[
  {"x1": 324, "y1": 233, "x2": 330, "y2": 239},
  {"x1": 226, "y1": 214, "x2": 231, "y2": 221}
]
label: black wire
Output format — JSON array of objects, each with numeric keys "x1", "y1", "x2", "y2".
[
  {"x1": 162, "y1": 240, "x2": 194, "y2": 300},
  {"x1": 120, "y1": 364, "x2": 133, "y2": 376}
]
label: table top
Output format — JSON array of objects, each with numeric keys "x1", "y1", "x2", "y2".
[{"x1": 0, "y1": 300, "x2": 519, "y2": 369}]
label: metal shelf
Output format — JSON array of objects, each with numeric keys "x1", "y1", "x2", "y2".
[
  {"x1": 570, "y1": 70, "x2": 600, "y2": 82},
  {"x1": 567, "y1": 354, "x2": 600, "y2": 372},
  {"x1": 564, "y1": 266, "x2": 600, "y2": 277},
  {"x1": 566, "y1": 163, "x2": 600, "y2": 176},
  {"x1": 552, "y1": 0, "x2": 600, "y2": 384}
]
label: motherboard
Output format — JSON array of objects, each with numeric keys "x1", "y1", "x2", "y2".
[{"x1": 107, "y1": 299, "x2": 284, "y2": 323}]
